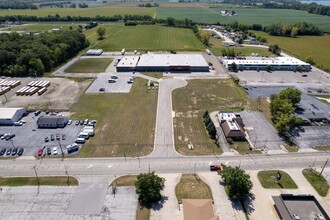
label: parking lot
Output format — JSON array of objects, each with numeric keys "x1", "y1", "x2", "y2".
[
  {"x1": 0, "y1": 111, "x2": 90, "y2": 157},
  {"x1": 85, "y1": 72, "x2": 134, "y2": 93},
  {"x1": 240, "y1": 111, "x2": 284, "y2": 150},
  {"x1": 289, "y1": 126, "x2": 330, "y2": 148}
]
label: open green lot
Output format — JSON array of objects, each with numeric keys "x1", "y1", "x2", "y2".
[
  {"x1": 64, "y1": 58, "x2": 112, "y2": 73},
  {"x1": 172, "y1": 79, "x2": 247, "y2": 156},
  {"x1": 229, "y1": 141, "x2": 261, "y2": 154},
  {"x1": 303, "y1": 169, "x2": 329, "y2": 197},
  {"x1": 258, "y1": 170, "x2": 298, "y2": 189},
  {"x1": 0, "y1": 22, "x2": 84, "y2": 32},
  {"x1": 175, "y1": 174, "x2": 213, "y2": 204},
  {"x1": 85, "y1": 24, "x2": 204, "y2": 51},
  {"x1": 0, "y1": 176, "x2": 78, "y2": 186},
  {"x1": 253, "y1": 31, "x2": 330, "y2": 72},
  {"x1": 157, "y1": 7, "x2": 330, "y2": 32},
  {"x1": 71, "y1": 78, "x2": 157, "y2": 157},
  {"x1": 0, "y1": 7, "x2": 156, "y2": 17},
  {"x1": 208, "y1": 37, "x2": 274, "y2": 57}
]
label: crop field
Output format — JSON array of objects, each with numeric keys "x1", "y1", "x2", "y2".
[
  {"x1": 0, "y1": 22, "x2": 84, "y2": 32},
  {"x1": 71, "y1": 78, "x2": 158, "y2": 157},
  {"x1": 172, "y1": 79, "x2": 247, "y2": 156},
  {"x1": 156, "y1": 8, "x2": 330, "y2": 32},
  {"x1": 253, "y1": 31, "x2": 330, "y2": 72},
  {"x1": 85, "y1": 24, "x2": 204, "y2": 51},
  {"x1": 0, "y1": 7, "x2": 156, "y2": 18},
  {"x1": 208, "y1": 37, "x2": 274, "y2": 57},
  {"x1": 64, "y1": 58, "x2": 112, "y2": 73}
]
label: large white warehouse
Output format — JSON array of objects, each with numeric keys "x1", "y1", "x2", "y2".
[{"x1": 0, "y1": 108, "x2": 26, "y2": 125}]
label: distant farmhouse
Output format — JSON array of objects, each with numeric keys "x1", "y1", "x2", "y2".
[
  {"x1": 218, "y1": 112, "x2": 245, "y2": 140},
  {"x1": 220, "y1": 10, "x2": 238, "y2": 16}
]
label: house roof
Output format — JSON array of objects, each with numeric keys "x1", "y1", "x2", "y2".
[
  {"x1": 0, "y1": 108, "x2": 25, "y2": 119},
  {"x1": 183, "y1": 199, "x2": 219, "y2": 220},
  {"x1": 221, "y1": 120, "x2": 245, "y2": 138}
]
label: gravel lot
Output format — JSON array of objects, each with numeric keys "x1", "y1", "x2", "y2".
[
  {"x1": 289, "y1": 126, "x2": 330, "y2": 148},
  {"x1": 240, "y1": 111, "x2": 284, "y2": 150},
  {"x1": 0, "y1": 111, "x2": 91, "y2": 157}
]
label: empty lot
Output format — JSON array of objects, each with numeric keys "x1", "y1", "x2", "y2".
[{"x1": 289, "y1": 126, "x2": 330, "y2": 149}]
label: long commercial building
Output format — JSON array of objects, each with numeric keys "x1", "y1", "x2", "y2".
[
  {"x1": 222, "y1": 57, "x2": 311, "y2": 71},
  {"x1": 116, "y1": 54, "x2": 209, "y2": 72},
  {"x1": 0, "y1": 108, "x2": 26, "y2": 126}
]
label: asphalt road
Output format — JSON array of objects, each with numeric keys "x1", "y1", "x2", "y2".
[{"x1": 150, "y1": 78, "x2": 187, "y2": 158}]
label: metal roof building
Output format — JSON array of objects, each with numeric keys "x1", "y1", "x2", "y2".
[
  {"x1": 222, "y1": 57, "x2": 311, "y2": 71},
  {"x1": 116, "y1": 56, "x2": 140, "y2": 72},
  {"x1": 0, "y1": 108, "x2": 26, "y2": 126},
  {"x1": 136, "y1": 54, "x2": 209, "y2": 72},
  {"x1": 37, "y1": 116, "x2": 68, "y2": 128}
]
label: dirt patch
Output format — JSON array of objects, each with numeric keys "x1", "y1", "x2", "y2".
[{"x1": 1, "y1": 77, "x2": 92, "y2": 111}]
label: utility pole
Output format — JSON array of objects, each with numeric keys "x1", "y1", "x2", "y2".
[
  {"x1": 58, "y1": 140, "x2": 64, "y2": 161},
  {"x1": 148, "y1": 164, "x2": 150, "y2": 173},
  {"x1": 319, "y1": 158, "x2": 329, "y2": 177},
  {"x1": 33, "y1": 166, "x2": 40, "y2": 194}
]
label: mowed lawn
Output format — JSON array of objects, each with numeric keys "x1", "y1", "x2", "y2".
[
  {"x1": 157, "y1": 7, "x2": 330, "y2": 32},
  {"x1": 71, "y1": 78, "x2": 158, "y2": 157},
  {"x1": 64, "y1": 58, "x2": 112, "y2": 73},
  {"x1": 172, "y1": 79, "x2": 247, "y2": 155},
  {"x1": 253, "y1": 31, "x2": 330, "y2": 72},
  {"x1": 258, "y1": 170, "x2": 298, "y2": 189},
  {"x1": 175, "y1": 174, "x2": 213, "y2": 204},
  {"x1": 85, "y1": 24, "x2": 205, "y2": 51},
  {"x1": 0, "y1": 176, "x2": 79, "y2": 186},
  {"x1": 0, "y1": 7, "x2": 156, "y2": 17},
  {"x1": 0, "y1": 22, "x2": 85, "y2": 32}
]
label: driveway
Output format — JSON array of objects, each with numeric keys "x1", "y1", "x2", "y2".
[
  {"x1": 240, "y1": 111, "x2": 284, "y2": 150},
  {"x1": 198, "y1": 172, "x2": 246, "y2": 220},
  {"x1": 150, "y1": 78, "x2": 187, "y2": 158}
]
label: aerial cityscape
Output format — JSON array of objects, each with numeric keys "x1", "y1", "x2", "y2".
[{"x1": 0, "y1": 0, "x2": 329, "y2": 219}]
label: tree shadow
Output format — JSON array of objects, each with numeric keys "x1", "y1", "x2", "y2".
[
  {"x1": 277, "y1": 182, "x2": 284, "y2": 189},
  {"x1": 243, "y1": 193, "x2": 256, "y2": 215},
  {"x1": 151, "y1": 195, "x2": 168, "y2": 211}
]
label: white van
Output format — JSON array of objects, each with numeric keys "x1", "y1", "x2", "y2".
[
  {"x1": 75, "y1": 138, "x2": 85, "y2": 144},
  {"x1": 82, "y1": 129, "x2": 94, "y2": 136},
  {"x1": 78, "y1": 132, "x2": 89, "y2": 139}
]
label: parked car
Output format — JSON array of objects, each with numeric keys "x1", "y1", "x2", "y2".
[
  {"x1": 47, "y1": 148, "x2": 51, "y2": 155},
  {"x1": 68, "y1": 120, "x2": 72, "y2": 125},
  {"x1": 45, "y1": 136, "x2": 49, "y2": 142},
  {"x1": 34, "y1": 110, "x2": 41, "y2": 116},
  {"x1": 210, "y1": 164, "x2": 221, "y2": 171},
  {"x1": 0, "y1": 148, "x2": 6, "y2": 156},
  {"x1": 108, "y1": 79, "x2": 116, "y2": 83},
  {"x1": 12, "y1": 148, "x2": 18, "y2": 156},
  {"x1": 62, "y1": 134, "x2": 66, "y2": 140},
  {"x1": 56, "y1": 133, "x2": 60, "y2": 140},
  {"x1": 111, "y1": 75, "x2": 118, "y2": 79},
  {"x1": 17, "y1": 148, "x2": 24, "y2": 156},
  {"x1": 53, "y1": 147, "x2": 58, "y2": 155},
  {"x1": 79, "y1": 120, "x2": 84, "y2": 125},
  {"x1": 6, "y1": 148, "x2": 12, "y2": 156},
  {"x1": 37, "y1": 148, "x2": 43, "y2": 156},
  {"x1": 50, "y1": 134, "x2": 55, "y2": 141},
  {"x1": 99, "y1": 88, "x2": 105, "y2": 92},
  {"x1": 302, "y1": 74, "x2": 308, "y2": 77},
  {"x1": 83, "y1": 119, "x2": 89, "y2": 125},
  {"x1": 75, "y1": 120, "x2": 80, "y2": 125},
  {"x1": 5, "y1": 134, "x2": 15, "y2": 140}
]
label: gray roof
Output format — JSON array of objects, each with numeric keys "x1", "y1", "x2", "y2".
[{"x1": 37, "y1": 116, "x2": 68, "y2": 125}]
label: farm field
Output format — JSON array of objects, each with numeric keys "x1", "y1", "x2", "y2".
[
  {"x1": 0, "y1": 7, "x2": 156, "y2": 17},
  {"x1": 156, "y1": 8, "x2": 330, "y2": 32},
  {"x1": 253, "y1": 31, "x2": 330, "y2": 72},
  {"x1": 64, "y1": 58, "x2": 112, "y2": 73},
  {"x1": 71, "y1": 78, "x2": 158, "y2": 157},
  {"x1": 208, "y1": 37, "x2": 274, "y2": 57},
  {"x1": 172, "y1": 79, "x2": 247, "y2": 156},
  {"x1": 85, "y1": 24, "x2": 204, "y2": 51}
]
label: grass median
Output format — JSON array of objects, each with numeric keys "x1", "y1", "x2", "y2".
[
  {"x1": 175, "y1": 174, "x2": 213, "y2": 204},
  {"x1": 303, "y1": 169, "x2": 329, "y2": 197},
  {"x1": 258, "y1": 170, "x2": 298, "y2": 189},
  {"x1": 0, "y1": 176, "x2": 78, "y2": 186}
]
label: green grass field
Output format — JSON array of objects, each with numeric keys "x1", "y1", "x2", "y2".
[
  {"x1": 258, "y1": 170, "x2": 298, "y2": 189},
  {"x1": 157, "y1": 7, "x2": 330, "y2": 32},
  {"x1": 208, "y1": 37, "x2": 274, "y2": 57},
  {"x1": 172, "y1": 79, "x2": 247, "y2": 156},
  {"x1": 0, "y1": 7, "x2": 156, "y2": 17},
  {"x1": 253, "y1": 31, "x2": 330, "y2": 72},
  {"x1": 0, "y1": 176, "x2": 78, "y2": 186},
  {"x1": 0, "y1": 22, "x2": 84, "y2": 32},
  {"x1": 175, "y1": 174, "x2": 213, "y2": 204},
  {"x1": 64, "y1": 58, "x2": 112, "y2": 73},
  {"x1": 71, "y1": 78, "x2": 158, "y2": 157},
  {"x1": 85, "y1": 24, "x2": 205, "y2": 51},
  {"x1": 303, "y1": 169, "x2": 329, "y2": 197}
]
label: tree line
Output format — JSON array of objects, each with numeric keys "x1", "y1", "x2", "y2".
[
  {"x1": 222, "y1": 0, "x2": 330, "y2": 16},
  {"x1": 39, "y1": 2, "x2": 72, "y2": 8},
  {"x1": 0, "y1": 30, "x2": 89, "y2": 77},
  {"x1": 264, "y1": 22, "x2": 322, "y2": 37},
  {"x1": 0, "y1": 1, "x2": 37, "y2": 9}
]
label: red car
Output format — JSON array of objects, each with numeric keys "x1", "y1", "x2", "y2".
[
  {"x1": 56, "y1": 133, "x2": 60, "y2": 140},
  {"x1": 210, "y1": 164, "x2": 221, "y2": 171},
  {"x1": 37, "y1": 148, "x2": 43, "y2": 156}
]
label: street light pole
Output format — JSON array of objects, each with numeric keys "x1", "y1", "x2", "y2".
[
  {"x1": 33, "y1": 166, "x2": 40, "y2": 194},
  {"x1": 58, "y1": 140, "x2": 64, "y2": 161}
]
